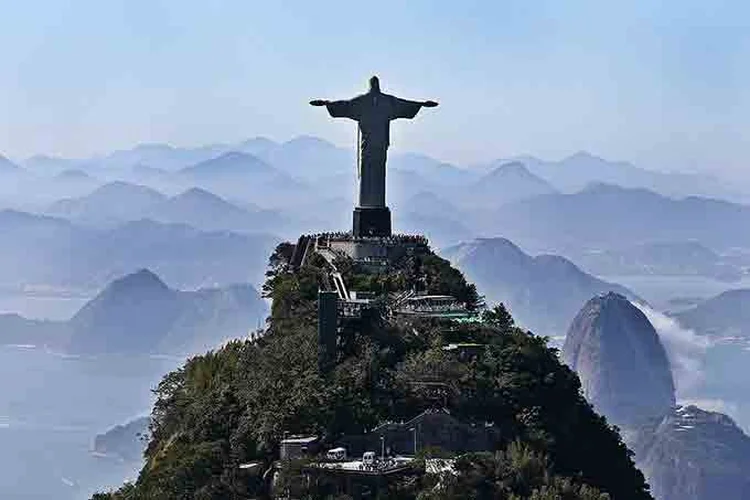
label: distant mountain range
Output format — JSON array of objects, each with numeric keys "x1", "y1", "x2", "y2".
[
  {"x1": 443, "y1": 237, "x2": 636, "y2": 336},
  {"x1": 179, "y1": 151, "x2": 278, "y2": 180},
  {"x1": 0, "y1": 209, "x2": 278, "y2": 291},
  {"x1": 575, "y1": 241, "x2": 745, "y2": 282},
  {"x1": 48, "y1": 181, "x2": 287, "y2": 233},
  {"x1": 49, "y1": 181, "x2": 167, "y2": 224},
  {"x1": 0, "y1": 269, "x2": 268, "y2": 354},
  {"x1": 486, "y1": 151, "x2": 746, "y2": 202},
  {"x1": 673, "y1": 289, "x2": 750, "y2": 339},
  {"x1": 4, "y1": 138, "x2": 750, "y2": 279},
  {"x1": 9, "y1": 137, "x2": 744, "y2": 203},
  {"x1": 458, "y1": 161, "x2": 557, "y2": 208},
  {"x1": 482, "y1": 183, "x2": 750, "y2": 254},
  {"x1": 0, "y1": 155, "x2": 23, "y2": 174}
]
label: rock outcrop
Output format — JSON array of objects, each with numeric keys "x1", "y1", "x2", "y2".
[
  {"x1": 564, "y1": 293, "x2": 750, "y2": 500},
  {"x1": 633, "y1": 406, "x2": 750, "y2": 500},
  {"x1": 93, "y1": 416, "x2": 150, "y2": 463},
  {"x1": 562, "y1": 292, "x2": 675, "y2": 428}
]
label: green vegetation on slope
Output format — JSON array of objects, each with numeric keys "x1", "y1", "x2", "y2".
[{"x1": 95, "y1": 242, "x2": 652, "y2": 499}]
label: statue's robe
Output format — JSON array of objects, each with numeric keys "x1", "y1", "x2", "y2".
[{"x1": 325, "y1": 92, "x2": 423, "y2": 207}]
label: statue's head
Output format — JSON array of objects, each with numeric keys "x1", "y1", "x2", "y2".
[{"x1": 369, "y1": 76, "x2": 381, "y2": 93}]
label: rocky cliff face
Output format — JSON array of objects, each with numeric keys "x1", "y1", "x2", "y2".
[
  {"x1": 562, "y1": 292, "x2": 676, "y2": 428},
  {"x1": 633, "y1": 406, "x2": 750, "y2": 500},
  {"x1": 93, "y1": 416, "x2": 150, "y2": 463},
  {"x1": 564, "y1": 293, "x2": 750, "y2": 500}
]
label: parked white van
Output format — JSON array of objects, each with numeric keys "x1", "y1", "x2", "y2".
[
  {"x1": 326, "y1": 447, "x2": 347, "y2": 461},
  {"x1": 362, "y1": 451, "x2": 376, "y2": 466}
]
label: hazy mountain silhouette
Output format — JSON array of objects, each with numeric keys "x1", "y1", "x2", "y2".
[
  {"x1": 48, "y1": 181, "x2": 167, "y2": 224},
  {"x1": 0, "y1": 269, "x2": 267, "y2": 354},
  {"x1": 46, "y1": 182, "x2": 288, "y2": 234},
  {"x1": 489, "y1": 151, "x2": 745, "y2": 201},
  {"x1": 389, "y1": 152, "x2": 476, "y2": 186},
  {"x1": 54, "y1": 169, "x2": 94, "y2": 182},
  {"x1": 23, "y1": 155, "x2": 83, "y2": 174},
  {"x1": 398, "y1": 191, "x2": 465, "y2": 221},
  {"x1": 0, "y1": 313, "x2": 60, "y2": 346},
  {"x1": 180, "y1": 151, "x2": 277, "y2": 179},
  {"x1": 461, "y1": 161, "x2": 557, "y2": 207},
  {"x1": 102, "y1": 143, "x2": 225, "y2": 171},
  {"x1": 177, "y1": 151, "x2": 308, "y2": 205},
  {"x1": 0, "y1": 155, "x2": 23, "y2": 175},
  {"x1": 146, "y1": 187, "x2": 286, "y2": 233},
  {"x1": 264, "y1": 135, "x2": 352, "y2": 179},
  {"x1": 673, "y1": 289, "x2": 750, "y2": 338},
  {"x1": 576, "y1": 241, "x2": 743, "y2": 281},
  {"x1": 236, "y1": 136, "x2": 279, "y2": 158},
  {"x1": 0, "y1": 211, "x2": 278, "y2": 290},
  {"x1": 131, "y1": 163, "x2": 171, "y2": 182},
  {"x1": 443, "y1": 237, "x2": 635, "y2": 336},
  {"x1": 484, "y1": 183, "x2": 750, "y2": 254}
]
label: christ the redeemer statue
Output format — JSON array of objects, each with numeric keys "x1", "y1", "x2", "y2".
[{"x1": 311, "y1": 76, "x2": 438, "y2": 237}]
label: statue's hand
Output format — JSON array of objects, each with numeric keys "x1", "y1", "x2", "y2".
[
  {"x1": 310, "y1": 100, "x2": 329, "y2": 106},
  {"x1": 422, "y1": 100, "x2": 439, "y2": 108}
]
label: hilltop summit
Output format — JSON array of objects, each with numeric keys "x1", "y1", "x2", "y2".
[
  {"x1": 96, "y1": 234, "x2": 653, "y2": 499},
  {"x1": 563, "y1": 292, "x2": 675, "y2": 428}
]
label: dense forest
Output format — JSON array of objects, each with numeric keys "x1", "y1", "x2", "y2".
[{"x1": 94, "y1": 241, "x2": 652, "y2": 499}]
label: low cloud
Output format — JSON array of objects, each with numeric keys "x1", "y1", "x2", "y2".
[{"x1": 633, "y1": 302, "x2": 711, "y2": 397}]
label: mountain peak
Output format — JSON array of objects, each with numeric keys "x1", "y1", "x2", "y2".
[
  {"x1": 215, "y1": 151, "x2": 250, "y2": 162},
  {"x1": 0, "y1": 154, "x2": 21, "y2": 172},
  {"x1": 167, "y1": 187, "x2": 240, "y2": 210},
  {"x1": 487, "y1": 161, "x2": 535, "y2": 178},
  {"x1": 132, "y1": 143, "x2": 176, "y2": 152},
  {"x1": 55, "y1": 169, "x2": 91, "y2": 180},
  {"x1": 109, "y1": 269, "x2": 169, "y2": 293},
  {"x1": 563, "y1": 293, "x2": 675, "y2": 427},
  {"x1": 179, "y1": 186, "x2": 220, "y2": 199},
  {"x1": 563, "y1": 150, "x2": 603, "y2": 163},
  {"x1": 284, "y1": 135, "x2": 337, "y2": 149},
  {"x1": 181, "y1": 151, "x2": 274, "y2": 177},
  {"x1": 97, "y1": 180, "x2": 161, "y2": 193}
]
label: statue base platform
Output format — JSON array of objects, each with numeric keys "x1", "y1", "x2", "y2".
[{"x1": 353, "y1": 206, "x2": 391, "y2": 238}]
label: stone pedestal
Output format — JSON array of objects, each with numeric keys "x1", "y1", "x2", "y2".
[{"x1": 353, "y1": 207, "x2": 391, "y2": 238}]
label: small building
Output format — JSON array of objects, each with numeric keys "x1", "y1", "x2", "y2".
[
  {"x1": 442, "y1": 343, "x2": 486, "y2": 362},
  {"x1": 326, "y1": 447, "x2": 348, "y2": 461},
  {"x1": 338, "y1": 408, "x2": 501, "y2": 458},
  {"x1": 394, "y1": 295, "x2": 471, "y2": 319},
  {"x1": 280, "y1": 436, "x2": 320, "y2": 460}
]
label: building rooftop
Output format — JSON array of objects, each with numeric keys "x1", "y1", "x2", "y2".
[
  {"x1": 405, "y1": 295, "x2": 457, "y2": 301},
  {"x1": 442, "y1": 343, "x2": 486, "y2": 351},
  {"x1": 281, "y1": 436, "x2": 319, "y2": 445}
]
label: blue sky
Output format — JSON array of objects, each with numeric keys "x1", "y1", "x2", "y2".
[{"x1": 2, "y1": 0, "x2": 750, "y2": 179}]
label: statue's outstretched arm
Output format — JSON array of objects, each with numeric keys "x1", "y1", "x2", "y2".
[{"x1": 318, "y1": 99, "x2": 359, "y2": 120}]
